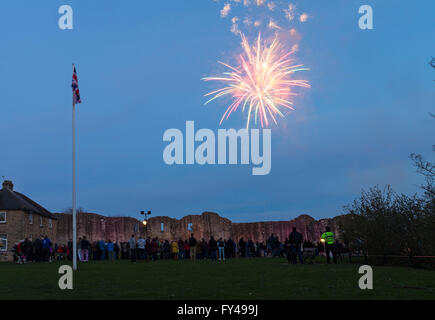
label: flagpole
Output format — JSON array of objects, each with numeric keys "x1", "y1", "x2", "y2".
[{"x1": 72, "y1": 63, "x2": 77, "y2": 271}]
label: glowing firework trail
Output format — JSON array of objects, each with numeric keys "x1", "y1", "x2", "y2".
[{"x1": 202, "y1": 33, "x2": 310, "y2": 128}]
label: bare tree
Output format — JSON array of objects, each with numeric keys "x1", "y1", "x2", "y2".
[{"x1": 409, "y1": 58, "x2": 435, "y2": 197}]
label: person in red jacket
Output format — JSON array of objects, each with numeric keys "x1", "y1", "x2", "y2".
[{"x1": 184, "y1": 241, "x2": 190, "y2": 260}]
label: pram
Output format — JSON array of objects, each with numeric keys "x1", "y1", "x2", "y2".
[{"x1": 12, "y1": 246, "x2": 26, "y2": 264}]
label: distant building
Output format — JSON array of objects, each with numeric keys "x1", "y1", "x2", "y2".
[{"x1": 0, "y1": 180, "x2": 57, "y2": 261}]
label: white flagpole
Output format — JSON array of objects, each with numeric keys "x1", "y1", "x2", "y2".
[{"x1": 72, "y1": 63, "x2": 77, "y2": 271}]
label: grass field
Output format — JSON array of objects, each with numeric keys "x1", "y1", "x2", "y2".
[{"x1": 1, "y1": 257, "x2": 434, "y2": 300}]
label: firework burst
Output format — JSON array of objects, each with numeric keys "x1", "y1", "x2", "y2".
[{"x1": 202, "y1": 33, "x2": 310, "y2": 128}]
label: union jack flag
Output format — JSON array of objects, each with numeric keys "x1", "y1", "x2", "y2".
[{"x1": 72, "y1": 65, "x2": 81, "y2": 105}]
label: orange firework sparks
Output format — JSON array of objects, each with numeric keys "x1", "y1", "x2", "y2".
[{"x1": 203, "y1": 33, "x2": 310, "y2": 128}]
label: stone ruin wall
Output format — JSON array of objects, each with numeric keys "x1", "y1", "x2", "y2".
[
  {"x1": 231, "y1": 215, "x2": 342, "y2": 244},
  {"x1": 55, "y1": 211, "x2": 341, "y2": 245}
]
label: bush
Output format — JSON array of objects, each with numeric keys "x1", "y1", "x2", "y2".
[{"x1": 339, "y1": 185, "x2": 435, "y2": 261}]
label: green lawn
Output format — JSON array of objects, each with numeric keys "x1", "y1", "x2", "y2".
[{"x1": 1, "y1": 258, "x2": 434, "y2": 300}]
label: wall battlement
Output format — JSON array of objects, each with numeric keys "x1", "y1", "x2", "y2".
[{"x1": 55, "y1": 211, "x2": 341, "y2": 245}]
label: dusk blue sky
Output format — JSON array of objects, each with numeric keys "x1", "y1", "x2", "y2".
[{"x1": 1, "y1": 0, "x2": 434, "y2": 222}]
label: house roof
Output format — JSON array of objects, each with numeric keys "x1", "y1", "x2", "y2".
[{"x1": 0, "y1": 184, "x2": 56, "y2": 219}]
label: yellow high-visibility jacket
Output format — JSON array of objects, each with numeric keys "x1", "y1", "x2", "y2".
[
  {"x1": 171, "y1": 241, "x2": 179, "y2": 253},
  {"x1": 321, "y1": 231, "x2": 334, "y2": 245}
]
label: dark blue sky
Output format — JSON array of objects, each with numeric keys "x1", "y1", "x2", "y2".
[{"x1": 1, "y1": 0, "x2": 434, "y2": 222}]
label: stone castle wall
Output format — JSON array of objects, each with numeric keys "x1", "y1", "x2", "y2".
[{"x1": 54, "y1": 211, "x2": 341, "y2": 245}]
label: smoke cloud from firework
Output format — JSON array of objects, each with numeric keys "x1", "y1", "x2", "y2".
[{"x1": 212, "y1": 0, "x2": 310, "y2": 36}]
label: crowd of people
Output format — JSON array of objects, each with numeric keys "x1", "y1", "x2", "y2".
[
  {"x1": 12, "y1": 227, "x2": 345, "y2": 264},
  {"x1": 12, "y1": 235, "x2": 55, "y2": 263}
]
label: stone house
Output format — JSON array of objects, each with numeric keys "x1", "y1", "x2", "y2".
[{"x1": 0, "y1": 180, "x2": 57, "y2": 261}]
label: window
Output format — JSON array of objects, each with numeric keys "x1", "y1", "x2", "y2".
[
  {"x1": 133, "y1": 223, "x2": 138, "y2": 233},
  {"x1": 160, "y1": 222, "x2": 164, "y2": 232},
  {"x1": 0, "y1": 234, "x2": 7, "y2": 252},
  {"x1": 29, "y1": 213, "x2": 33, "y2": 225},
  {"x1": 48, "y1": 218, "x2": 52, "y2": 229},
  {"x1": 0, "y1": 212, "x2": 6, "y2": 224},
  {"x1": 188, "y1": 223, "x2": 193, "y2": 232},
  {"x1": 39, "y1": 216, "x2": 43, "y2": 227}
]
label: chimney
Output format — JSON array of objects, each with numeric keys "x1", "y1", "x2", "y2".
[{"x1": 2, "y1": 180, "x2": 13, "y2": 191}]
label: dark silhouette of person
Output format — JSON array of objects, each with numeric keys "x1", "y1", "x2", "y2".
[{"x1": 289, "y1": 227, "x2": 304, "y2": 264}]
